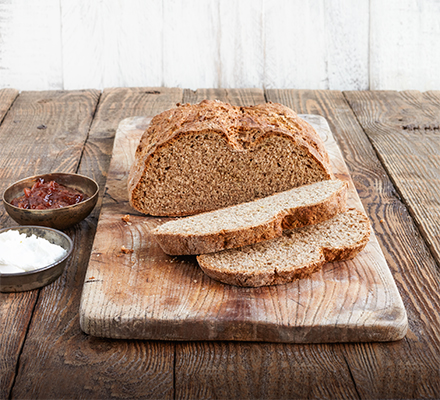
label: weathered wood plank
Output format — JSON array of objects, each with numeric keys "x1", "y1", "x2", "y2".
[
  {"x1": 10, "y1": 88, "x2": 183, "y2": 399},
  {"x1": 61, "y1": 1, "x2": 164, "y2": 90},
  {"x1": 370, "y1": 0, "x2": 440, "y2": 90},
  {"x1": 424, "y1": 90, "x2": 440, "y2": 105},
  {"x1": 264, "y1": 0, "x2": 369, "y2": 90},
  {"x1": 0, "y1": 90, "x2": 100, "y2": 187},
  {"x1": 0, "y1": 88, "x2": 19, "y2": 122},
  {"x1": 162, "y1": 0, "x2": 220, "y2": 89},
  {"x1": 0, "y1": 291, "x2": 36, "y2": 400},
  {"x1": 0, "y1": 89, "x2": 100, "y2": 399},
  {"x1": 0, "y1": 1, "x2": 372, "y2": 91},
  {"x1": 177, "y1": 341, "x2": 364, "y2": 400},
  {"x1": 267, "y1": 89, "x2": 440, "y2": 398},
  {"x1": 0, "y1": 1, "x2": 63, "y2": 90},
  {"x1": 344, "y1": 90, "x2": 440, "y2": 269},
  {"x1": 217, "y1": 0, "x2": 265, "y2": 88}
]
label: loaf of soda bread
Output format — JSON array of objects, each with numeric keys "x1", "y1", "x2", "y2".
[{"x1": 128, "y1": 100, "x2": 334, "y2": 216}]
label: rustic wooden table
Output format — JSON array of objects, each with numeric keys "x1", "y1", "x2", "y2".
[{"x1": 1, "y1": 88, "x2": 439, "y2": 399}]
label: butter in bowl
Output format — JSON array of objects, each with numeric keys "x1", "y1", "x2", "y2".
[{"x1": 0, "y1": 226, "x2": 73, "y2": 292}]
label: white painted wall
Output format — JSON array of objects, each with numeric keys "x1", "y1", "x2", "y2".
[{"x1": 0, "y1": 0, "x2": 438, "y2": 91}]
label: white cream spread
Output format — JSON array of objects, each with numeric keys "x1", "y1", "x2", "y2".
[{"x1": 0, "y1": 230, "x2": 67, "y2": 274}]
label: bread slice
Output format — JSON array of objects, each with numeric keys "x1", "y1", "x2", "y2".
[
  {"x1": 128, "y1": 100, "x2": 334, "y2": 216},
  {"x1": 152, "y1": 179, "x2": 348, "y2": 255},
  {"x1": 196, "y1": 209, "x2": 371, "y2": 287}
]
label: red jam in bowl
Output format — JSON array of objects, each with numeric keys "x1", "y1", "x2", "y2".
[{"x1": 11, "y1": 178, "x2": 88, "y2": 210}]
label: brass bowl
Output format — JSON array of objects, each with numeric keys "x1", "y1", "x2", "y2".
[
  {"x1": 0, "y1": 226, "x2": 73, "y2": 292},
  {"x1": 2, "y1": 173, "x2": 99, "y2": 230}
]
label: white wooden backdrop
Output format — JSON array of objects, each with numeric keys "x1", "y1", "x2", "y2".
[{"x1": 0, "y1": 0, "x2": 439, "y2": 91}]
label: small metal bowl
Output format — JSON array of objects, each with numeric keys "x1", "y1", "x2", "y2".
[
  {"x1": 2, "y1": 173, "x2": 99, "y2": 230},
  {"x1": 0, "y1": 226, "x2": 73, "y2": 292}
]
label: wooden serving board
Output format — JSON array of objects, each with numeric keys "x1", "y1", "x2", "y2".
[{"x1": 79, "y1": 115, "x2": 408, "y2": 343}]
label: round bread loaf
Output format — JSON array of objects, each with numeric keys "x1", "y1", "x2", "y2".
[{"x1": 128, "y1": 100, "x2": 334, "y2": 216}]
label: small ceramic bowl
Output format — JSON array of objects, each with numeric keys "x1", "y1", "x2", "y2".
[
  {"x1": 2, "y1": 173, "x2": 99, "y2": 230},
  {"x1": 0, "y1": 226, "x2": 73, "y2": 292}
]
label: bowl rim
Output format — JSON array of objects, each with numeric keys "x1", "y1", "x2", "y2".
[
  {"x1": 2, "y1": 172, "x2": 99, "y2": 213},
  {"x1": 0, "y1": 225, "x2": 74, "y2": 277}
]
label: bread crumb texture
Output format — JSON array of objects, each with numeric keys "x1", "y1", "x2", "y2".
[
  {"x1": 128, "y1": 100, "x2": 333, "y2": 216},
  {"x1": 155, "y1": 180, "x2": 344, "y2": 235},
  {"x1": 152, "y1": 179, "x2": 347, "y2": 255},
  {"x1": 197, "y1": 209, "x2": 371, "y2": 287}
]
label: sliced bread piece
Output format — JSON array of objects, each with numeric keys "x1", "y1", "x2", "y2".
[
  {"x1": 128, "y1": 100, "x2": 334, "y2": 216},
  {"x1": 152, "y1": 179, "x2": 348, "y2": 255},
  {"x1": 196, "y1": 209, "x2": 371, "y2": 287}
]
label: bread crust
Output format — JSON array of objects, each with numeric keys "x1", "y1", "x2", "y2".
[
  {"x1": 128, "y1": 100, "x2": 334, "y2": 216},
  {"x1": 197, "y1": 257, "x2": 325, "y2": 287},
  {"x1": 196, "y1": 209, "x2": 371, "y2": 287},
  {"x1": 152, "y1": 180, "x2": 348, "y2": 255}
]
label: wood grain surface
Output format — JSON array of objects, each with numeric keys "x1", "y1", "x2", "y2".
[
  {"x1": 9, "y1": 0, "x2": 438, "y2": 92},
  {"x1": 2, "y1": 0, "x2": 368, "y2": 90},
  {"x1": 6, "y1": 88, "x2": 183, "y2": 400},
  {"x1": 369, "y1": 0, "x2": 440, "y2": 90},
  {"x1": 0, "y1": 89, "x2": 99, "y2": 399},
  {"x1": 0, "y1": 0, "x2": 63, "y2": 90},
  {"x1": 345, "y1": 91, "x2": 440, "y2": 265},
  {"x1": 0, "y1": 88, "x2": 18, "y2": 122},
  {"x1": 2, "y1": 88, "x2": 440, "y2": 399},
  {"x1": 267, "y1": 89, "x2": 440, "y2": 398},
  {"x1": 79, "y1": 106, "x2": 407, "y2": 342}
]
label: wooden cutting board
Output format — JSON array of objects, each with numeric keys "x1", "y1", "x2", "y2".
[{"x1": 79, "y1": 115, "x2": 408, "y2": 343}]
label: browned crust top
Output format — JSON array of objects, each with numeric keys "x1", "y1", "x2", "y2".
[{"x1": 135, "y1": 100, "x2": 329, "y2": 155}]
